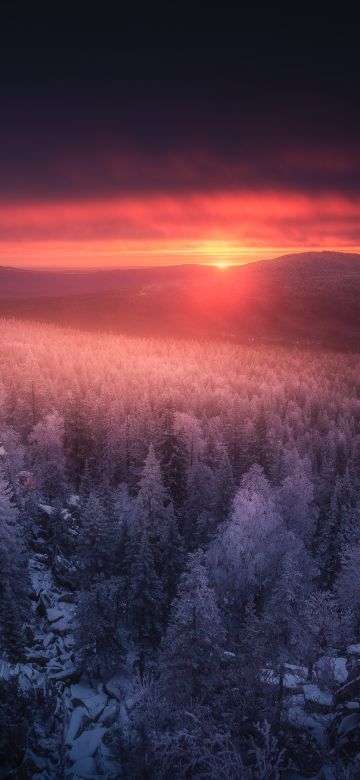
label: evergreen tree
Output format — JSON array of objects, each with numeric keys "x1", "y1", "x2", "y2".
[
  {"x1": 161, "y1": 512, "x2": 184, "y2": 607},
  {"x1": 136, "y1": 444, "x2": 174, "y2": 579},
  {"x1": 160, "y1": 550, "x2": 224, "y2": 705},
  {"x1": 28, "y1": 411, "x2": 66, "y2": 501},
  {"x1": 49, "y1": 500, "x2": 74, "y2": 561},
  {"x1": 0, "y1": 467, "x2": 29, "y2": 658},
  {"x1": 128, "y1": 524, "x2": 165, "y2": 674},
  {"x1": 336, "y1": 542, "x2": 360, "y2": 630},
  {"x1": 0, "y1": 465, "x2": 21, "y2": 578},
  {"x1": 183, "y1": 458, "x2": 215, "y2": 543},
  {"x1": 317, "y1": 473, "x2": 353, "y2": 587},
  {"x1": 211, "y1": 465, "x2": 282, "y2": 610},
  {"x1": 75, "y1": 577, "x2": 126, "y2": 682},
  {"x1": 212, "y1": 443, "x2": 235, "y2": 523},
  {"x1": 238, "y1": 598, "x2": 275, "y2": 722},
  {"x1": 79, "y1": 458, "x2": 93, "y2": 504},
  {"x1": 64, "y1": 394, "x2": 92, "y2": 490},
  {"x1": 255, "y1": 406, "x2": 272, "y2": 476},
  {"x1": 0, "y1": 583, "x2": 26, "y2": 662},
  {"x1": 302, "y1": 590, "x2": 353, "y2": 678},
  {"x1": 157, "y1": 407, "x2": 187, "y2": 511},
  {"x1": 263, "y1": 551, "x2": 306, "y2": 665},
  {"x1": 77, "y1": 491, "x2": 115, "y2": 580},
  {"x1": 277, "y1": 468, "x2": 315, "y2": 540}
]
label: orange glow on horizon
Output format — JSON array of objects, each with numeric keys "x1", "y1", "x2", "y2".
[{"x1": 1, "y1": 191, "x2": 360, "y2": 268}]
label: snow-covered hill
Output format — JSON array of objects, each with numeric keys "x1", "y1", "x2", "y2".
[{"x1": 0, "y1": 252, "x2": 359, "y2": 348}]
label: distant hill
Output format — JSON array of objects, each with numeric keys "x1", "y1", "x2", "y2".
[{"x1": 0, "y1": 252, "x2": 359, "y2": 349}]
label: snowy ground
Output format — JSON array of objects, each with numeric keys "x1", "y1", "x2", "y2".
[{"x1": 13, "y1": 509, "x2": 134, "y2": 779}]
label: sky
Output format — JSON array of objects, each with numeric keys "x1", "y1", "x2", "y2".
[{"x1": 1, "y1": 8, "x2": 360, "y2": 268}]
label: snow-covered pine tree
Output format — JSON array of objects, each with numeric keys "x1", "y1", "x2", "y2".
[
  {"x1": 75, "y1": 576, "x2": 126, "y2": 682},
  {"x1": 212, "y1": 443, "x2": 235, "y2": 524},
  {"x1": 183, "y1": 457, "x2": 215, "y2": 544},
  {"x1": 135, "y1": 444, "x2": 175, "y2": 582},
  {"x1": 156, "y1": 406, "x2": 187, "y2": 511},
  {"x1": 264, "y1": 550, "x2": 306, "y2": 662},
  {"x1": 302, "y1": 590, "x2": 353, "y2": 678},
  {"x1": 0, "y1": 466, "x2": 29, "y2": 658},
  {"x1": 77, "y1": 491, "x2": 115, "y2": 580},
  {"x1": 0, "y1": 583, "x2": 26, "y2": 662},
  {"x1": 28, "y1": 411, "x2": 66, "y2": 501},
  {"x1": 160, "y1": 549, "x2": 224, "y2": 705},
  {"x1": 128, "y1": 524, "x2": 165, "y2": 674},
  {"x1": 64, "y1": 393, "x2": 92, "y2": 491},
  {"x1": 336, "y1": 542, "x2": 360, "y2": 630}
]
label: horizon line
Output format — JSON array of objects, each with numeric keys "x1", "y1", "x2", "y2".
[{"x1": 2, "y1": 248, "x2": 360, "y2": 273}]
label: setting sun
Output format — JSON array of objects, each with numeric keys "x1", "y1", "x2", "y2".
[{"x1": 214, "y1": 261, "x2": 231, "y2": 269}]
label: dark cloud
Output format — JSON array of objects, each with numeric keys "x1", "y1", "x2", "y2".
[{"x1": 0, "y1": 9, "x2": 359, "y2": 203}]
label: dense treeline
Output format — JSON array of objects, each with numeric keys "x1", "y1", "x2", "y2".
[{"x1": 0, "y1": 318, "x2": 360, "y2": 777}]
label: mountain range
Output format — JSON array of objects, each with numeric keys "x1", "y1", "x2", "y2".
[{"x1": 0, "y1": 251, "x2": 359, "y2": 349}]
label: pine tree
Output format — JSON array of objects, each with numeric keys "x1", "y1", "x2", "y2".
[
  {"x1": 336, "y1": 542, "x2": 360, "y2": 630},
  {"x1": 160, "y1": 550, "x2": 224, "y2": 705},
  {"x1": 212, "y1": 444, "x2": 234, "y2": 524},
  {"x1": 77, "y1": 492, "x2": 115, "y2": 580},
  {"x1": 136, "y1": 444, "x2": 174, "y2": 579},
  {"x1": 0, "y1": 466, "x2": 29, "y2": 658},
  {"x1": 210, "y1": 465, "x2": 281, "y2": 609},
  {"x1": 128, "y1": 525, "x2": 165, "y2": 674},
  {"x1": 0, "y1": 583, "x2": 26, "y2": 662},
  {"x1": 75, "y1": 577, "x2": 125, "y2": 682},
  {"x1": 0, "y1": 466, "x2": 25, "y2": 588},
  {"x1": 136, "y1": 444, "x2": 170, "y2": 529},
  {"x1": 157, "y1": 408, "x2": 187, "y2": 511},
  {"x1": 302, "y1": 590, "x2": 353, "y2": 678},
  {"x1": 28, "y1": 411, "x2": 66, "y2": 501},
  {"x1": 183, "y1": 458, "x2": 214, "y2": 543},
  {"x1": 161, "y1": 513, "x2": 184, "y2": 608},
  {"x1": 49, "y1": 501, "x2": 74, "y2": 561},
  {"x1": 318, "y1": 473, "x2": 353, "y2": 587},
  {"x1": 64, "y1": 394, "x2": 92, "y2": 491},
  {"x1": 237, "y1": 598, "x2": 272, "y2": 721},
  {"x1": 255, "y1": 406, "x2": 272, "y2": 475},
  {"x1": 79, "y1": 459, "x2": 93, "y2": 505},
  {"x1": 263, "y1": 551, "x2": 306, "y2": 663}
]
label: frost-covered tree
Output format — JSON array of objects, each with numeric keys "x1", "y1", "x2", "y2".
[
  {"x1": 48, "y1": 501, "x2": 74, "y2": 560},
  {"x1": 302, "y1": 590, "x2": 353, "y2": 677},
  {"x1": 75, "y1": 577, "x2": 126, "y2": 681},
  {"x1": 211, "y1": 466, "x2": 282, "y2": 609},
  {"x1": 0, "y1": 467, "x2": 29, "y2": 658},
  {"x1": 64, "y1": 394, "x2": 92, "y2": 490},
  {"x1": 211, "y1": 443, "x2": 235, "y2": 523},
  {"x1": 136, "y1": 444, "x2": 175, "y2": 580},
  {"x1": 277, "y1": 468, "x2": 315, "y2": 540},
  {"x1": 160, "y1": 550, "x2": 224, "y2": 705},
  {"x1": 128, "y1": 524, "x2": 165, "y2": 673},
  {"x1": 0, "y1": 425, "x2": 24, "y2": 489},
  {"x1": 77, "y1": 491, "x2": 115, "y2": 580},
  {"x1": 336, "y1": 542, "x2": 360, "y2": 630},
  {"x1": 0, "y1": 466, "x2": 21, "y2": 582},
  {"x1": 263, "y1": 550, "x2": 306, "y2": 662},
  {"x1": 157, "y1": 407, "x2": 187, "y2": 511},
  {"x1": 317, "y1": 472, "x2": 356, "y2": 587},
  {"x1": 0, "y1": 583, "x2": 26, "y2": 662},
  {"x1": 28, "y1": 411, "x2": 66, "y2": 500},
  {"x1": 184, "y1": 458, "x2": 215, "y2": 543}
]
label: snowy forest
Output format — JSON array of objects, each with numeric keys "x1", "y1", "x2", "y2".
[{"x1": 1, "y1": 316, "x2": 360, "y2": 779}]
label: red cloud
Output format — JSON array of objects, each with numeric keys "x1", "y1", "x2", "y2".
[{"x1": 1, "y1": 191, "x2": 360, "y2": 267}]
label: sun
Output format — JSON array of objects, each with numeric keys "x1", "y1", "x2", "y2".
[{"x1": 214, "y1": 261, "x2": 231, "y2": 269}]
